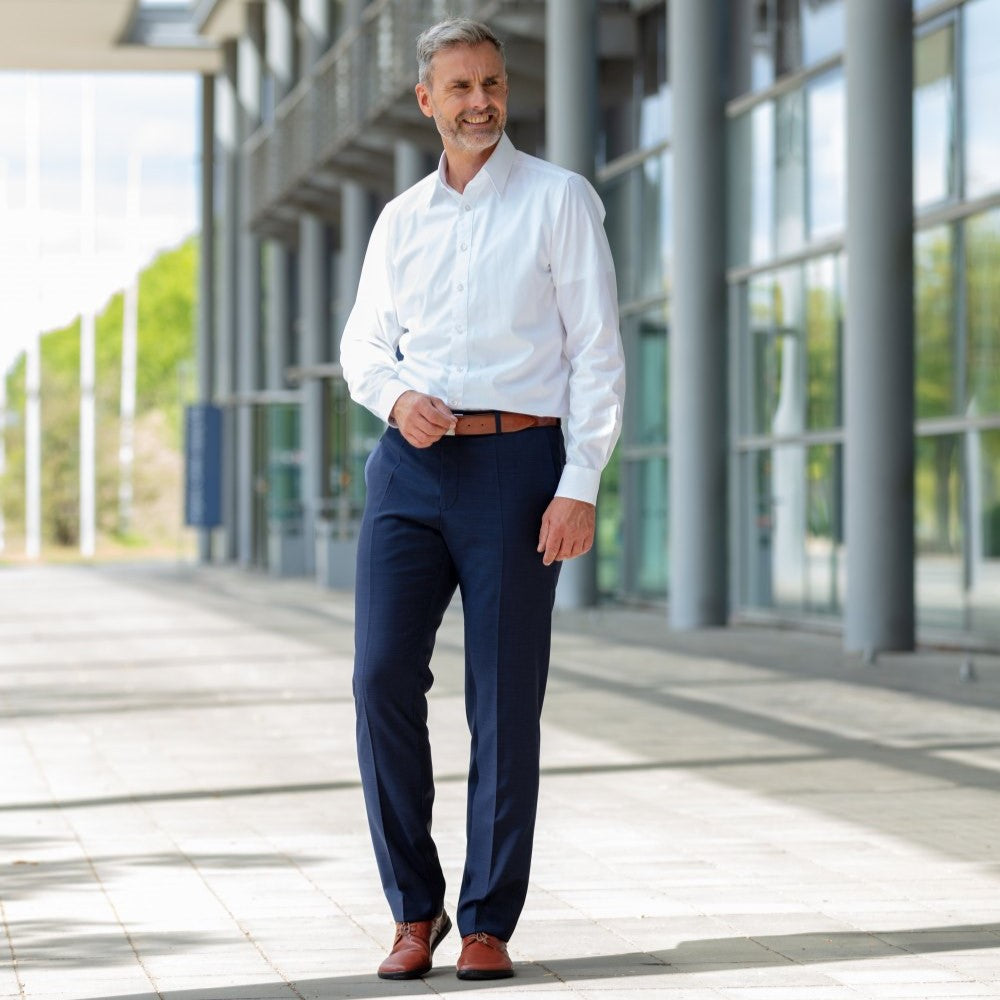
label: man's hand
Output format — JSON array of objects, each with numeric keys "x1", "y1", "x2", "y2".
[
  {"x1": 537, "y1": 497, "x2": 596, "y2": 566},
  {"x1": 391, "y1": 390, "x2": 457, "y2": 448}
]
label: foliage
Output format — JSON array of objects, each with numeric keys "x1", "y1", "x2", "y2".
[{"x1": 0, "y1": 236, "x2": 197, "y2": 552}]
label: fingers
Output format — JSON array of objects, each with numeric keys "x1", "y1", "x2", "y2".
[
  {"x1": 393, "y1": 392, "x2": 456, "y2": 447},
  {"x1": 537, "y1": 498, "x2": 596, "y2": 565}
]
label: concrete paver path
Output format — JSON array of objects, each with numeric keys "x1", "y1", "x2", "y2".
[{"x1": 1, "y1": 563, "x2": 999, "y2": 1000}]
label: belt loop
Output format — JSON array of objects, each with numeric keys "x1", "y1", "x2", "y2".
[{"x1": 493, "y1": 411, "x2": 502, "y2": 434}]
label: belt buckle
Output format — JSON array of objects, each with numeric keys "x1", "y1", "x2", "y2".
[{"x1": 445, "y1": 412, "x2": 464, "y2": 436}]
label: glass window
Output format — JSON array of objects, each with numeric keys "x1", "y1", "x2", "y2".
[
  {"x1": 800, "y1": 0, "x2": 844, "y2": 66},
  {"x1": 748, "y1": 267, "x2": 805, "y2": 436},
  {"x1": 266, "y1": 403, "x2": 302, "y2": 524},
  {"x1": 776, "y1": 88, "x2": 806, "y2": 254},
  {"x1": 805, "y1": 443, "x2": 844, "y2": 614},
  {"x1": 968, "y1": 429, "x2": 1000, "y2": 639},
  {"x1": 915, "y1": 434, "x2": 964, "y2": 631},
  {"x1": 729, "y1": 102, "x2": 775, "y2": 266},
  {"x1": 914, "y1": 24, "x2": 956, "y2": 208},
  {"x1": 602, "y1": 152, "x2": 671, "y2": 305},
  {"x1": 964, "y1": 0, "x2": 1000, "y2": 198},
  {"x1": 635, "y1": 456, "x2": 669, "y2": 596},
  {"x1": 597, "y1": 444, "x2": 622, "y2": 597},
  {"x1": 633, "y1": 313, "x2": 669, "y2": 446},
  {"x1": 638, "y1": 3, "x2": 670, "y2": 148},
  {"x1": 806, "y1": 69, "x2": 845, "y2": 239},
  {"x1": 805, "y1": 255, "x2": 842, "y2": 429},
  {"x1": 965, "y1": 208, "x2": 1000, "y2": 415},
  {"x1": 729, "y1": 0, "x2": 775, "y2": 97},
  {"x1": 729, "y1": 0, "x2": 843, "y2": 99},
  {"x1": 915, "y1": 225, "x2": 957, "y2": 419},
  {"x1": 741, "y1": 445, "x2": 808, "y2": 611}
]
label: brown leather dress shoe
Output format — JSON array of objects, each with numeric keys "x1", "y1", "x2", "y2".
[
  {"x1": 377, "y1": 910, "x2": 451, "y2": 980},
  {"x1": 456, "y1": 931, "x2": 514, "y2": 980}
]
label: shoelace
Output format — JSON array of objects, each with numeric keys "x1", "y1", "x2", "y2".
[{"x1": 394, "y1": 922, "x2": 417, "y2": 943}]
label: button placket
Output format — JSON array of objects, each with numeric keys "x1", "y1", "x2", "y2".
[{"x1": 448, "y1": 201, "x2": 473, "y2": 408}]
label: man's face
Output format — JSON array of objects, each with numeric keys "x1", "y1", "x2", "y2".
[{"x1": 415, "y1": 42, "x2": 508, "y2": 155}]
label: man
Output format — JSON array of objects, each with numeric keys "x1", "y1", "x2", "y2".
[{"x1": 340, "y1": 17, "x2": 624, "y2": 982}]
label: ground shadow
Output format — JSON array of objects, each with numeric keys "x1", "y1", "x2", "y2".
[{"x1": 90, "y1": 921, "x2": 1000, "y2": 999}]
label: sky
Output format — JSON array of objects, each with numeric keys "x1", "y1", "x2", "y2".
[{"x1": 0, "y1": 71, "x2": 200, "y2": 376}]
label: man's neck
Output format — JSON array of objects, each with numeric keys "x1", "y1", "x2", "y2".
[{"x1": 443, "y1": 141, "x2": 498, "y2": 194}]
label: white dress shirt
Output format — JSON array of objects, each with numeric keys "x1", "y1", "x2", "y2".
[{"x1": 339, "y1": 132, "x2": 626, "y2": 504}]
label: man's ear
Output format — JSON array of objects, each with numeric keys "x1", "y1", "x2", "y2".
[{"x1": 415, "y1": 82, "x2": 434, "y2": 119}]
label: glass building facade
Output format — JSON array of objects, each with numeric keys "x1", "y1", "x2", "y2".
[
  {"x1": 587, "y1": 0, "x2": 999, "y2": 647},
  {"x1": 200, "y1": 0, "x2": 1000, "y2": 650}
]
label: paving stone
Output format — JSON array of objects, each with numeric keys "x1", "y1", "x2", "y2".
[{"x1": 1, "y1": 563, "x2": 999, "y2": 1000}]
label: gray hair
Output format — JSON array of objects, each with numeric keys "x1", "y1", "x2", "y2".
[{"x1": 416, "y1": 18, "x2": 505, "y2": 84}]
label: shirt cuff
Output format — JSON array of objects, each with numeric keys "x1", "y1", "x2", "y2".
[
  {"x1": 554, "y1": 464, "x2": 602, "y2": 505},
  {"x1": 376, "y1": 380, "x2": 411, "y2": 424}
]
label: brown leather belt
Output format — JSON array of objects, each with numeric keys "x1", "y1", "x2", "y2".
[{"x1": 446, "y1": 411, "x2": 560, "y2": 436}]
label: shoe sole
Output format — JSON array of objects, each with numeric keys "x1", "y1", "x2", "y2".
[
  {"x1": 456, "y1": 967, "x2": 515, "y2": 981},
  {"x1": 377, "y1": 913, "x2": 453, "y2": 981}
]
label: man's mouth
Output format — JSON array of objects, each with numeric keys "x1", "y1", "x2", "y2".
[{"x1": 462, "y1": 113, "x2": 493, "y2": 126}]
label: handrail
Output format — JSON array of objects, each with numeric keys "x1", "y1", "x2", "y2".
[{"x1": 247, "y1": 0, "x2": 540, "y2": 235}]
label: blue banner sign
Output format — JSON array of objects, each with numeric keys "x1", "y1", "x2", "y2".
[{"x1": 184, "y1": 404, "x2": 222, "y2": 528}]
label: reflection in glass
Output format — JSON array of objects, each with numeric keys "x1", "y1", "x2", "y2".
[
  {"x1": 914, "y1": 25, "x2": 955, "y2": 208},
  {"x1": 776, "y1": 89, "x2": 806, "y2": 254},
  {"x1": 771, "y1": 442, "x2": 806, "y2": 608},
  {"x1": 743, "y1": 445, "x2": 841, "y2": 613},
  {"x1": 964, "y1": 0, "x2": 1000, "y2": 198},
  {"x1": 800, "y1": 0, "x2": 844, "y2": 66},
  {"x1": 966, "y1": 209, "x2": 1000, "y2": 415},
  {"x1": 915, "y1": 434, "x2": 964, "y2": 630},
  {"x1": 637, "y1": 456, "x2": 668, "y2": 596},
  {"x1": 728, "y1": 0, "x2": 843, "y2": 99},
  {"x1": 729, "y1": 102, "x2": 775, "y2": 266},
  {"x1": 638, "y1": 2, "x2": 670, "y2": 148},
  {"x1": 597, "y1": 444, "x2": 622, "y2": 597},
  {"x1": 748, "y1": 268, "x2": 804, "y2": 436},
  {"x1": 915, "y1": 225, "x2": 956, "y2": 419},
  {"x1": 635, "y1": 314, "x2": 669, "y2": 446},
  {"x1": 602, "y1": 153, "x2": 671, "y2": 305},
  {"x1": 969, "y1": 430, "x2": 1000, "y2": 638},
  {"x1": 807, "y1": 69, "x2": 845, "y2": 239},
  {"x1": 805, "y1": 443, "x2": 843, "y2": 613},
  {"x1": 805, "y1": 256, "x2": 842, "y2": 429},
  {"x1": 729, "y1": 0, "x2": 775, "y2": 96},
  {"x1": 266, "y1": 403, "x2": 302, "y2": 524}
]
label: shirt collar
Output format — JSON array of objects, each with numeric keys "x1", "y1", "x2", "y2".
[{"x1": 427, "y1": 132, "x2": 517, "y2": 207}]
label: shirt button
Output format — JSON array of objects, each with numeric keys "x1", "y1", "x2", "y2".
[
  {"x1": 457, "y1": 283, "x2": 464, "y2": 291},
  {"x1": 464, "y1": 204, "x2": 471, "y2": 212},
  {"x1": 460, "y1": 243, "x2": 468, "y2": 251}
]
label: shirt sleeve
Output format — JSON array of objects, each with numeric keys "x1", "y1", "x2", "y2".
[
  {"x1": 339, "y1": 207, "x2": 412, "y2": 422},
  {"x1": 550, "y1": 174, "x2": 627, "y2": 504}
]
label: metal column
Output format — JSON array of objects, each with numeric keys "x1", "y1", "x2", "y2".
[
  {"x1": 264, "y1": 0, "x2": 294, "y2": 396},
  {"x1": 217, "y1": 42, "x2": 240, "y2": 562},
  {"x1": 197, "y1": 73, "x2": 216, "y2": 564},
  {"x1": 394, "y1": 141, "x2": 426, "y2": 196},
  {"x1": 845, "y1": 0, "x2": 915, "y2": 652},
  {"x1": 236, "y1": 5, "x2": 264, "y2": 568},
  {"x1": 668, "y1": 0, "x2": 728, "y2": 628},
  {"x1": 297, "y1": 0, "x2": 332, "y2": 575},
  {"x1": 264, "y1": 0, "x2": 305, "y2": 576},
  {"x1": 545, "y1": 0, "x2": 599, "y2": 610}
]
